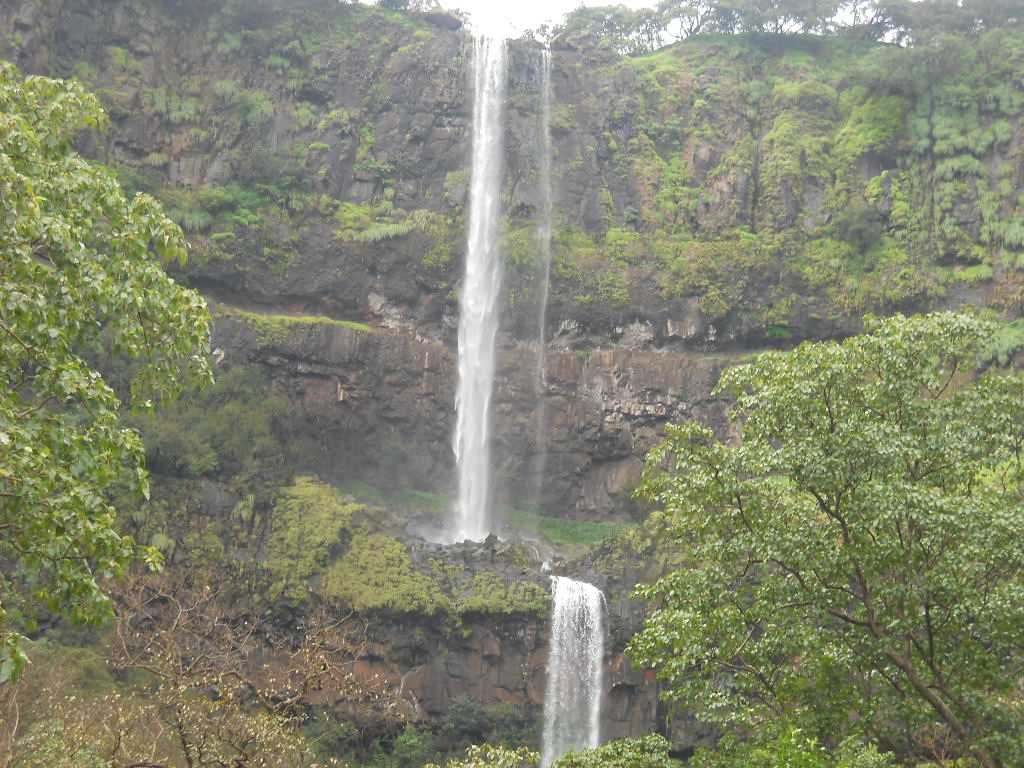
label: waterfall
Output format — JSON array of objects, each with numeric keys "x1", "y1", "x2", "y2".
[
  {"x1": 535, "y1": 47, "x2": 554, "y2": 358},
  {"x1": 452, "y1": 36, "x2": 507, "y2": 542},
  {"x1": 530, "y1": 47, "x2": 554, "y2": 514},
  {"x1": 541, "y1": 576, "x2": 606, "y2": 767}
]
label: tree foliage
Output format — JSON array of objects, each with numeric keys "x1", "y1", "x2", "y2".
[
  {"x1": 0, "y1": 571, "x2": 395, "y2": 766},
  {"x1": 552, "y1": 735, "x2": 680, "y2": 768},
  {"x1": 629, "y1": 313, "x2": 1024, "y2": 768},
  {"x1": 556, "y1": 6, "x2": 667, "y2": 55},
  {"x1": 552, "y1": 0, "x2": 1021, "y2": 52},
  {"x1": 425, "y1": 744, "x2": 540, "y2": 768},
  {"x1": 691, "y1": 728, "x2": 896, "y2": 768},
  {"x1": 0, "y1": 62, "x2": 211, "y2": 681}
]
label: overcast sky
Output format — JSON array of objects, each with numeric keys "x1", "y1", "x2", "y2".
[{"x1": 446, "y1": 0, "x2": 658, "y2": 36}]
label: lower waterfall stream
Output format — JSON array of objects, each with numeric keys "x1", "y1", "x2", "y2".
[{"x1": 541, "y1": 576, "x2": 606, "y2": 767}]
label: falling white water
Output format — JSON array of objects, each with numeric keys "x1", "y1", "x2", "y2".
[
  {"x1": 530, "y1": 47, "x2": 554, "y2": 513},
  {"x1": 452, "y1": 36, "x2": 508, "y2": 542},
  {"x1": 535, "y1": 47, "x2": 554, "y2": 371},
  {"x1": 541, "y1": 576, "x2": 606, "y2": 767}
]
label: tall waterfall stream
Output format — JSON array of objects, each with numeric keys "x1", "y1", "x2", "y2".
[
  {"x1": 452, "y1": 36, "x2": 507, "y2": 542},
  {"x1": 530, "y1": 46, "x2": 554, "y2": 512},
  {"x1": 454, "y1": 42, "x2": 606, "y2": 760},
  {"x1": 541, "y1": 576, "x2": 606, "y2": 766}
]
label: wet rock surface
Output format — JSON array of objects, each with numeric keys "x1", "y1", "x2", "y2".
[{"x1": 214, "y1": 316, "x2": 729, "y2": 521}]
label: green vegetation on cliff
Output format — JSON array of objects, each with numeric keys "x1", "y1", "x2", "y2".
[
  {"x1": 217, "y1": 305, "x2": 376, "y2": 342},
  {"x1": 539, "y1": 26, "x2": 1024, "y2": 339},
  {"x1": 323, "y1": 531, "x2": 449, "y2": 615},
  {"x1": 129, "y1": 364, "x2": 288, "y2": 482},
  {"x1": 455, "y1": 573, "x2": 549, "y2": 617},
  {"x1": 266, "y1": 476, "x2": 364, "y2": 602},
  {"x1": 506, "y1": 508, "x2": 632, "y2": 554},
  {"x1": 262, "y1": 477, "x2": 551, "y2": 620},
  {"x1": 8, "y1": 0, "x2": 1022, "y2": 344}
]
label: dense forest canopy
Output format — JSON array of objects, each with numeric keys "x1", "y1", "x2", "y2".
[
  {"x1": 272, "y1": 0, "x2": 1022, "y2": 48},
  {"x1": 549, "y1": 0, "x2": 1021, "y2": 54}
]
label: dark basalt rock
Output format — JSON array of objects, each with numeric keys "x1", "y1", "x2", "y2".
[{"x1": 213, "y1": 316, "x2": 728, "y2": 520}]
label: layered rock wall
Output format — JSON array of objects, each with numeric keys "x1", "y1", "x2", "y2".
[
  {"x1": 215, "y1": 315, "x2": 727, "y2": 518},
  {"x1": 6, "y1": 0, "x2": 1021, "y2": 356}
]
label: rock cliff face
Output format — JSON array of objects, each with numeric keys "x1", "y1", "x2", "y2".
[
  {"x1": 5, "y1": 0, "x2": 1022, "y2": 354},
  {"x1": 215, "y1": 314, "x2": 727, "y2": 519},
  {"x1": 346, "y1": 612, "x2": 660, "y2": 747},
  {"x1": 0, "y1": 0, "x2": 757, "y2": 528},
  {"x1": 149, "y1": 310, "x2": 722, "y2": 747},
  {"x1": 4, "y1": 0, "x2": 1024, "y2": 753}
]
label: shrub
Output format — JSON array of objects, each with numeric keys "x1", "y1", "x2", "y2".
[
  {"x1": 456, "y1": 573, "x2": 549, "y2": 617},
  {"x1": 554, "y1": 735, "x2": 679, "y2": 768}
]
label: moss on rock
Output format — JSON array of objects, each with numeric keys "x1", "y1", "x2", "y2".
[
  {"x1": 322, "y1": 530, "x2": 450, "y2": 615},
  {"x1": 216, "y1": 305, "x2": 376, "y2": 343},
  {"x1": 456, "y1": 573, "x2": 550, "y2": 617},
  {"x1": 265, "y1": 476, "x2": 364, "y2": 602}
]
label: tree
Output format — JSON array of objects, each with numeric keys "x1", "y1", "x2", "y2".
[
  {"x1": 555, "y1": 6, "x2": 667, "y2": 56},
  {"x1": 713, "y1": 0, "x2": 843, "y2": 34},
  {"x1": 0, "y1": 62, "x2": 211, "y2": 681},
  {"x1": 376, "y1": 0, "x2": 441, "y2": 11},
  {"x1": 874, "y1": 0, "x2": 991, "y2": 42},
  {"x1": 426, "y1": 744, "x2": 539, "y2": 768},
  {"x1": 657, "y1": 0, "x2": 720, "y2": 38},
  {"x1": 834, "y1": 0, "x2": 901, "y2": 40},
  {"x1": 552, "y1": 735, "x2": 680, "y2": 768},
  {"x1": 629, "y1": 313, "x2": 1024, "y2": 768},
  {"x1": 963, "y1": 0, "x2": 1022, "y2": 29},
  {"x1": 690, "y1": 728, "x2": 896, "y2": 768},
  {"x1": 1, "y1": 571, "x2": 398, "y2": 766}
]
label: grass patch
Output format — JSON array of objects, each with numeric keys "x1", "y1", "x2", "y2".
[
  {"x1": 505, "y1": 508, "x2": 633, "y2": 552},
  {"x1": 322, "y1": 531, "x2": 449, "y2": 615},
  {"x1": 216, "y1": 305, "x2": 375, "y2": 342},
  {"x1": 265, "y1": 477, "x2": 363, "y2": 603},
  {"x1": 341, "y1": 480, "x2": 449, "y2": 520}
]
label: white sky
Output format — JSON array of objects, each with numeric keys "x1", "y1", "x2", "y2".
[{"x1": 448, "y1": 0, "x2": 658, "y2": 36}]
